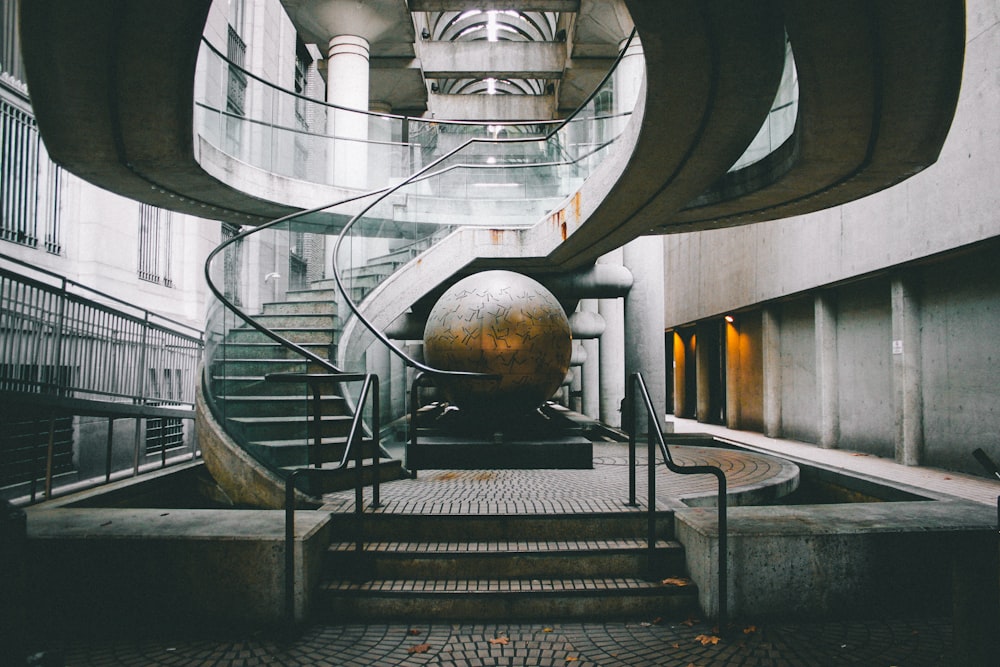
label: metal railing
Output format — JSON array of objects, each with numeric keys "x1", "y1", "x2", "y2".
[
  {"x1": 626, "y1": 372, "x2": 728, "y2": 630},
  {"x1": 281, "y1": 371, "x2": 381, "y2": 624},
  {"x1": 0, "y1": 253, "x2": 204, "y2": 503}
]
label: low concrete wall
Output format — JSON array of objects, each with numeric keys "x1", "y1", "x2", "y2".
[
  {"x1": 25, "y1": 507, "x2": 331, "y2": 632},
  {"x1": 676, "y1": 500, "x2": 996, "y2": 620}
]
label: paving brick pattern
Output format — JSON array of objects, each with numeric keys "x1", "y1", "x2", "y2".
[
  {"x1": 320, "y1": 443, "x2": 797, "y2": 515},
  {"x1": 52, "y1": 616, "x2": 952, "y2": 666}
]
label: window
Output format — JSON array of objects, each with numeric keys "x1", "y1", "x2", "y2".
[
  {"x1": 0, "y1": 0, "x2": 25, "y2": 83},
  {"x1": 138, "y1": 204, "x2": 173, "y2": 287}
]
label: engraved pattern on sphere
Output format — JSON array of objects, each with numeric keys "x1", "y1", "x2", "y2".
[{"x1": 423, "y1": 271, "x2": 572, "y2": 415}]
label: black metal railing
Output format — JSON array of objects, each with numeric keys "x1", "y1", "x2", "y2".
[
  {"x1": 280, "y1": 371, "x2": 381, "y2": 624},
  {"x1": 627, "y1": 372, "x2": 728, "y2": 630}
]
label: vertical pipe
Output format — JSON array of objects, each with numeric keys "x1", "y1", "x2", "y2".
[
  {"x1": 105, "y1": 417, "x2": 115, "y2": 482},
  {"x1": 371, "y1": 375, "x2": 381, "y2": 508},
  {"x1": 44, "y1": 411, "x2": 56, "y2": 498}
]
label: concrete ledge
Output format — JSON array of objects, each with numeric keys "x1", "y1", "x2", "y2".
[
  {"x1": 675, "y1": 500, "x2": 997, "y2": 620},
  {"x1": 25, "y1": 507, "x2": 331, "y2": 630}
]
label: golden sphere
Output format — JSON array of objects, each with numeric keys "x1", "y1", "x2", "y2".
[{"x1": 423, "y1": 270, "x2": 572, "y2": 416}]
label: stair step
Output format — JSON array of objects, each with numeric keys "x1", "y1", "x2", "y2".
[
  {"x1": 286, "y1": 288, "x2": 339, "y2": 303},
  {"x1": 261, "y1": 300, "x2": 337, "y2": 316},
  {"x1": 284, "y1": 459, "x2": 406, "y2": 493},
  {"x1": 218, "y1": 342, "x2": 333, "y2": 360},
  {"x1": 326, "y1": 539, "x2": 685, "y2": 579},
  {"x1": 213, "y1": 394, "x2": 349, "y2": 418},
  {"x1": 227, "y1": 414, "x2": 353, "y2": 440},
  {"x1": 323, "y1": 511, "x2": 676, "y2": 543},
  {"x1": 251, "y1": 313, "x2": 338, "y2": 329},
  {"x1": 226, "y1": 327, "x2": 336, "y2": 345},
  {"x1": 318, "y1": 576, "x2": 698, "y2": 621},
  {"x1": 247, "y1": 436, "x2": 381, "y2": 467}
]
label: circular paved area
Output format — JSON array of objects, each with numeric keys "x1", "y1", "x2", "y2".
[
  {"x1": 321, "y1": 442, "x2": 799, "y2": 514},
  {"x1": 49, "y1": 616, "x2": 952, "y2": 666}
]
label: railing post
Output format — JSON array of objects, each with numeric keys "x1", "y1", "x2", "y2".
[
  {"x1": 284, "y1": 468, "x2": 303, "y2": 625},
  {"x1": 105, "y1": 417, "x2": 115, "y2": 482},
  {"x1": 371, "y1": 375, "x2": 381, "y2": 508},
  {"x1": 626, "y1": 384, "x2": 637, "y2": 507},
  {"x1": 646, "y1": 404, "x2": 656, "y2": 564}
]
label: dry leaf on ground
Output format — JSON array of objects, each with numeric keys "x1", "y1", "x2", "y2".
[
  {"x1": 661, "y1": 577, "x2": 691, "y2": 587},
  {"x1": 695, "y1": 634, "x2": 721, "y2": 646},
  {"x1": 407, "y1": 643, "x2": 431, "y2": 654},
  {"x1": 488, "y1": 637, "x2": 510, "y2": 645}
]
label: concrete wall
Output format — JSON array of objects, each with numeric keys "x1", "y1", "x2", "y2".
[
  {"x1": 835, "y1": 279, "x2": 894, "y2": 457},
  {"x1": 776, "y1": 298, "x2": 816, "y2": 443},
  {"x1": 662, "y1": 0, "x2": 1000, "y2": 476}
]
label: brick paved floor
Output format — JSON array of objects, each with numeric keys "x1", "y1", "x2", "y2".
[{"x1": 44, "y1": 615, "x2": 953, "y2": 666}]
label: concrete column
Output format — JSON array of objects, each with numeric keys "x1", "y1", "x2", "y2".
[
  {"x1": 624, "y1": 236, "x2": 666, "y2": 432},
  {"x1": 815, "y1": 292, "x2": 839, "y2": 448},
  {"x1": 598, "y1": 249, "x2": 626, "y2": 428},
  {"x1": 671, "y1": 331, "x2": 686, "y2": 418},
  {"x1": 724, "y1": 318, "x2": 740, "y2": 429},
  {"x1": 891, "y1": 275, "x2": 923, "y2": 465},
  {"x1": 695, "y1": 323, "x2": 712, "y2": 422},
  {"x1": 581, "y1": 300, "x2": 601, "y2": 420},
  {"x1": 326, "y1": 35, "x2": 370, "y2": 189},
  {"x1": 762, "y1": 306, "x2": 782, "y2": 437}
]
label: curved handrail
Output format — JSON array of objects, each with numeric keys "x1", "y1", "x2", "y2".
[
  {"x1": 329, "y1": 29, "x2": 639, "y2": 377},
  {"x1": 627, "y1": 372, "x2": 728, "y2": 630}
]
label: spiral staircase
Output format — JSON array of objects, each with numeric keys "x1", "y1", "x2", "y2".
[{"x1": 18, "y1": 1, "x2": 965, "y2": 512}]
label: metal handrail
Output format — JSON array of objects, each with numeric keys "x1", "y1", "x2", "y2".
[
  {"x1": 627, "y1": 372, "x2": 728, "y2": 630},
  {"x1": 329, "y1": 30, "x2": 638, "y2": 378},
  {"x1": 282, "y1": 371, "x2": 381, "y2": 625}
]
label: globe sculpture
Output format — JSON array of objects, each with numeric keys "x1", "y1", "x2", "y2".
[{"x1": 423, "y1": 270, "x2": 572, "y2": 418}]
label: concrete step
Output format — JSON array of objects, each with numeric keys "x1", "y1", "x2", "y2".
[
  {"x1": 285, "y1": 458, "x2": 407, "y2": 494},
  {"x1": 326, "y1": 538, "x2": 685, "y2": 580},
  {"x1": 226, "y1": 414, "x2": 353, "y2": 441},
  {"x1": 217, "y1": 341, "x2": 333, "y2": 360},
  {"x1": 261, "y1": 300, "x2": 338, "y2": 317},
  {"x1": 251, "y1": 313, "x2": 338, "y2": 329},
  {"x1": 318, "y1": 575, "x2": 698, "y2": 621},
  {"x1": 210, "y1": 357, "x2": 324, "y2": 377},
  {"x1": 324, "y1": 511, "x2": 676, "y2": 543},
  {"x1": 286, "y1": 288, "x2": 338, "y2": 303},
  {"x1": 246, "y1": 436, "x2": 381, "y2": 467},
  {"x1": 225, "y1": 327, "x2": 337, "y2": 345},
  {"x1": 212, "y1": 394, "x2": 350, "y2": 418}
]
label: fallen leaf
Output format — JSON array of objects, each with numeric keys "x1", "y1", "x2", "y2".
[
  {"x1": 652, "y1": 617, "x2": 663, "y2": 625},
  {"x1": 681, "y1": 616, "x2": 700, "y2": 627},
  {"x1": 661, "y1": 577, "x2": 691, "y2": 587},
  {"x1": 695, "y1": 634, "x2": 720, "y2": 646},
  {"x1": 407, "y1": 643, "x2": 431, "y2": 654},
  {"x1": 488, "y1": 637, "x2": 509, "y2": 645},
  {"x1": 566, "y1": 657, "x2": 579, "y2": 662},
  {"x1": 743, "y1": 625, "x2": 757, "y2": 635},
  {"x1": 671, "y1": 643, "x2": 681, "y2": 649},
  {"x1": 543, "y1": 627, "x2": 554, "y2": 633},
  {"x1": 408, "y1": 629, "x2": 421, "y2": 636}
]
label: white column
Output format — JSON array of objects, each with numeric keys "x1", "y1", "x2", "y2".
[
  {"x1": 598, "y1": 249, "x2": 626, "y2": 428},
  {"x1": 327, "y1": 35, "x2": 370, "y2": 189},
  {"x1": 624, "y1": 236, "x2": 666, "y2": 433},
  {"x1": 892, "y1": 276, "x2": 923, "y2": 465},
  {"x1": 815, "y1": 292, "x2": 839, "y2": 448},
  {"x1": 581, "y1": 299, "x2": 601, "y2": 420}
]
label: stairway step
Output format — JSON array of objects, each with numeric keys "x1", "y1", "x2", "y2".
[
  {"x1": 213, "y1": 394, "x2": 349, "y2": 418},
  {"x1": 245, "y1": 436, "x2": 380, "y2": 467},
  {"x1": 226, "y1": 327, "x2": 337, "y2": 345},
  {"x1": 286, "y1": 288, "x2": 338, "y2": 303},
  {"x1": 318, "y1": 576, "x2": 698, "y2": 621},
  {"x1": 219, "y1": 341, "x2": 333, "y2": 359},
  {"x1": 284, "y1": 459, "x2": 406, "y2": 493},
  {"x1": 326, "y1": 539, "x2": 685, "y2": 579},
  {"x1": 322, "y1": 511, "x2": 676, "y2": 543},
  {"x1": 227, "y1": 414, "x2": 353, "y2": 440},
  {"x1": 252, "y1": 313, "x2": 338, "y2": 329},
  {"x1": 261, "y1": 300, "x2": 338, "y2": 316}
]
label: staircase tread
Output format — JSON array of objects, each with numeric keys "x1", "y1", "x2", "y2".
[
  {"x1": 228, "y1": 414, "x2": 353, "y2": 424},
  {"x1": 249, "y1": 436, "x2": 352, "y2": 448},
  {"x1": 328, "y1": 538, "x2": 680, "y2": 554},
  {"x1": 322, "y1": 577, "x2": 696, "y2": 594},
  {"x1": 215, "y1": 394, "x2": 346, "y2": 402}
]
